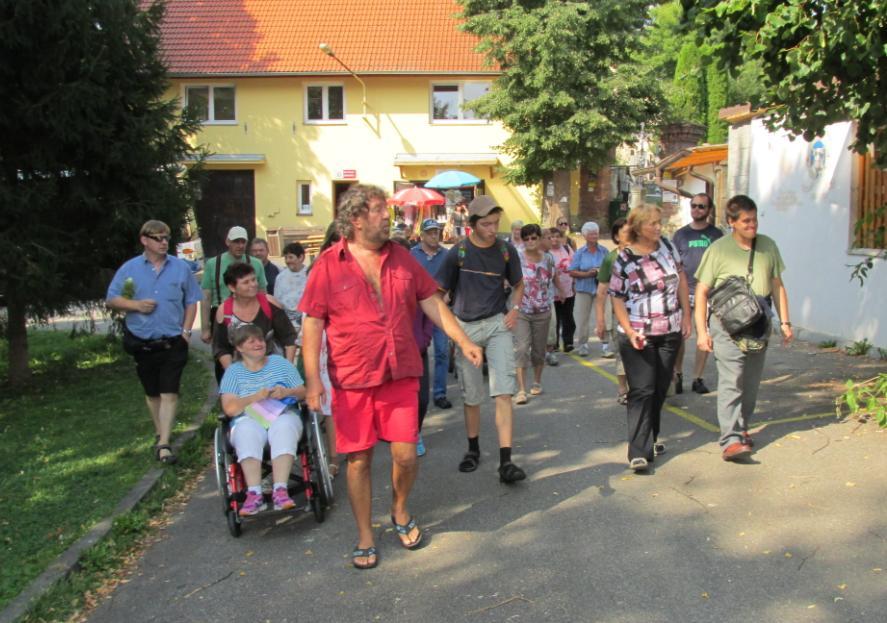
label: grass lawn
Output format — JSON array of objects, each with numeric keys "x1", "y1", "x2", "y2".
[{"x1": 0, "y1": 329, "x2": 211, "y2": 610}]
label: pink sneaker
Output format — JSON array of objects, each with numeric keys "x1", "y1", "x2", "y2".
[
  {"x1": 272, "y1": 486, "x2": 296, "y2": 510},
  {"x1": 239, "y1": 490, "x2": 267, "y2": 516}
]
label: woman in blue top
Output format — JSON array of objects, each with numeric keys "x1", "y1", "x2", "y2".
[
  {"x1": 220, "y1": 324, "x2": 306, "y2": 516},
  {"x1": 568, "y1": 222, "x2": 609, "y2": 357}
]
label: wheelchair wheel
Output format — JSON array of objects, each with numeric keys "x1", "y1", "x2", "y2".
[
  {"x1": 226, "y1": 509, "x2": 242, "y2": 537},
  {"x1": 308, "y1": 410, "x2": 335, "y2": 505},
  {"x1": 213, "y1": 426, "x2": 229, "y2": 515},
  {"x1": 310, "y1": 490, "x2": 325, "y2": 523}
]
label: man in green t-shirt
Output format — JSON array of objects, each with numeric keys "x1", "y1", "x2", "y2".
[
  {"x1": 199, "y1": 226, "x2": 267, "y2": 344},
  {"x1": 694, "y1": 195, "x2": 794, "y2": 462}
]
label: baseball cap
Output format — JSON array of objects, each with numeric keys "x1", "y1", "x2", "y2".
[
  {"x1": 468, "y1": 195, "x2": 501, "y2": 219},
  {"x1": 420, "y1": 218, "x2": 442, "y2": 232},
  {"x1": 227, "y1": 226, "x2": 248, "y2": 241}
]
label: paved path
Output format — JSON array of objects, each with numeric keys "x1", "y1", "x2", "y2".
[{"x1": 86, "y1": 341, "x2": 885, "y2": 623}]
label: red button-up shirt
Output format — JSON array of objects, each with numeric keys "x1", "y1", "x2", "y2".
[{"x1": 298, "y1": 239, "x2": 439, "y2": 389}]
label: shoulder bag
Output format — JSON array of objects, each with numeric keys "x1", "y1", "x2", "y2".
[{"x1": 708, "y1": 238, "x2": 764, "y2": 337}]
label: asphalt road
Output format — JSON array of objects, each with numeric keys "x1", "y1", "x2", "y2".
[{"x1": 86, "y1": 341, "x2": 886, "y2": 623}]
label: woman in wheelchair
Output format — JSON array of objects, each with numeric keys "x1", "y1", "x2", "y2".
[{"x1": 220, "y1": 324, "x2": 306, "y2": 516}]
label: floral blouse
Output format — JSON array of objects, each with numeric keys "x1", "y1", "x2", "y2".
[
  {"x1": 518, "y1": 250, "x2": 556, "y2": 314},
  {"x1": 608, "y1": 239, "x2": 684, "y2": 336}
]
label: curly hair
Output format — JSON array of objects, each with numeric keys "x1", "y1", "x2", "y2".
[
  {"x1": 623, "y1": 205, "x2": 662, "y2": 244},
  {"x1": 335, "y1": 184, "x2": 388, "y2": 239}
]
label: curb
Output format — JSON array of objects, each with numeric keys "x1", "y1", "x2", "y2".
[{"x1": 0, "y1": 354, "x2": 218, "y2": 623}]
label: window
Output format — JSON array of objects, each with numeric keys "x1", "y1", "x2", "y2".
[
  {"x1": 305, "y1": 85, "x2": 345, "y2": 123},
  {"x1": 852, "y1": 148, "x2": 886, "y2": 251},
  {"x1": 431, "y1": 82, "x2": 491, "y2": 122},
  {"x1": 184, "y1": 85, "x2": 236, "y2": 123},
  {"x1": 297, "y1": 182, "x2": 312, "y2": 215}
]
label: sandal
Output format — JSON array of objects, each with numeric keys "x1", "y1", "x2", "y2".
[
  {"x1": 154, "y1": 444, "x2": 177, "y2": 465},
  {"x1": 329, "y1": 462, "x2": 340, "y2": 478},
  {"x1": 530, "y1": 383, "x2": 543, "y2": 396},
  {"x1": 617, "y1": 392, "x2": 628, "y2": 406},
  {"x1": 514, "y1": 390, "x2": 528, "y2": 404},
  {"x1": 351, "y1": 545, "x2": 378, "y2": 570},
  {"x1": 458, "y1": 451, "x2": 480, "y2": 473},
  {"x1": 629, "y1": 457, "x2": 649, "y2": 472},
  {"x1": 390, "y1": 515, "x2": 423, "y2": 549},
  {"x1": 498, "y1": 461, "x2": 526, "y2": 484}
]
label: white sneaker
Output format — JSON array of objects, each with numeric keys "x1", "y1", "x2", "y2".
[{"x1": 577, "y1": 344, "x2": 590, "y2": 357}]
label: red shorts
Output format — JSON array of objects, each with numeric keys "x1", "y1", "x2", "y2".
[{"x1": 331, "y1": 377, "x2": 419, "y2": 454}]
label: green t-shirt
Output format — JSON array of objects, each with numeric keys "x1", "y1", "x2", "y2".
[
  {"x1": 200, "y1": 252, "x2": 268, "y2": 306},
  {"x1": 695, "y1": 234, "x2": 785, "y2": 297},
  {"x1": 597, "y1": 248, "x2": 620, "y2": 284}
]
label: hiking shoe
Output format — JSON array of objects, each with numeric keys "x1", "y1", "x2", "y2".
[
  {"x1": 272, "y1": 486, "x2": 296, "y2": 511},
  {"x1": 498, "y1": 461, "x2": 526, "y2": 484},
  {"x1": 692, "y1": 378, "x2": 711, "y2": 394},
  {"x1": 577, "y1": 344, "x2": 590, "y2": 357},
  {"x1": 434, "y1": 396, "x2": 452, "y2": 409},
  {"x1": 416, "y1": 434, "x2": 427, "y2": 457},
  {"x1": 240, "y1": 490, "x2": 267, "y2": 516},
  {"x1": 722, "y1": 442, "x2": 753, "y2": 462},
  {"x1": 601, "y1": 348, "x2": 615, "y2": 359}
]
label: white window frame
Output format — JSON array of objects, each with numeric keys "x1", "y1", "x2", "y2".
[
  {"x1": 429, "y1": 81, "x2": 491, "y2": 124},
  {"x1": 304, "y1": 83, "x2": 346, "y2": 125},
  {"x1": 297, "y1": 182, "x2": 313, "y2": 215},
  {"x1": 182, "y1": 84, "x2": 237, "y2": 125}
]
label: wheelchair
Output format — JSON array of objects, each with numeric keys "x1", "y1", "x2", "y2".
[{"x1": 213, "y1": 401, "x2": 335, "y2": 537}]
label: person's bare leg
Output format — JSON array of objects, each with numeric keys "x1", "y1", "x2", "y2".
[
  {"x1": 157, "y1": 393, "x2": 178, "y2": 460},
  {"x1": 390, "y1": 442, "x2": 420, "y2": 546},
  {"x1": 692, "y1": 347, "x2": 710, "y2": 380},
  {"x1": 494, "y1": 395, "x2": 514, "y2": 448},
  {"x1": 346, "y1": 449, "x2": 376, "y2": 566},
  {"x1": 240, "y1": 458, "x2": 262, "y2": 487},
  {"x1": 464, "y1": 404, "x2": 481, "y2": 438},
  {"x1": 515, "y1": 367, "x2": 527, "y2": 394},
  {"x1": 271, "y1": 453, "x2": 294, "y2": 484},
  {"x1": 617, "y1": 373, "x2": 629, "y2": 395},
  {"x1": 145, "y1": 396, "x2": 161, "y2": 434},
  {"x1": 533, "y1": 363, "x2": 544, "y2": 385}
]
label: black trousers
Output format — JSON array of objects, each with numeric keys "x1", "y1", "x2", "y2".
[
  {"x1": 554, "y1": 296, "x2": 576, "y2": 349},
  {"x1": 618, "y1": 332, "x2": 681, "y2": 461},
  {"x1": 418, "y1": 347, "x2": 430, "y2": 431}
]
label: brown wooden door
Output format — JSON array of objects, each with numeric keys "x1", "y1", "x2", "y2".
[{"x1": 195, "y1": 170, "x2": 256, "y2": 258}]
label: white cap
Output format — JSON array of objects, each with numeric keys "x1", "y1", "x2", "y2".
[{"x1": 227, "y1": 226, "x2": 248, "y2": 241}]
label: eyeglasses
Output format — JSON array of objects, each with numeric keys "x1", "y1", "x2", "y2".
[
  {"x1": 145, "y1": 234, "x2": 170, "y2": 242},
  {"x1": 557, "y1": 222, "x2": 568, "y2": 226},
  {"x1": 690, "y1": 203, "x2": 710, "y2": 210}
]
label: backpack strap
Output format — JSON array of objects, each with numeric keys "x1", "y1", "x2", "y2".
[
  {"x1": 256, "y1": 292, "x2": 273, "y2": 319},
  {"x1": 214, "y1": 253, "x2": 224, "y2": 306},
  {"x1": 221, "y1": 296, "x2": 234, "y2": 326}
]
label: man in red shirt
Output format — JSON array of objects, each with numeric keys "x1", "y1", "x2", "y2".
[{"x1": 299, "y1": 185, "x2": 482, "y2": 570}]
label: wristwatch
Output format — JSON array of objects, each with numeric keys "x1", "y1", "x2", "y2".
[
  {"x1": 511, "y1": 305, "x2": 519, "y2": 312},
  {"x1": 182, "y1": 328, "x2": 193, "y2": 336},
  {"x1": 780, "y1": 322, "x2": 792, "y2": 327}
]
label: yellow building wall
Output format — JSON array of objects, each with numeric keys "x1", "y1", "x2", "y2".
[{"x1": 169, "y1": 76, "x2": 539, "y2": 236}]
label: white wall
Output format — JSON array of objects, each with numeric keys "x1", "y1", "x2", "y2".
[{"x1": 745, "y1": 119, "x2": 886, "y2": 347}]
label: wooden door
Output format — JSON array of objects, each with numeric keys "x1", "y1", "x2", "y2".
[{"x1": 195, "y1": 170, "x2": 256, "y2": 258}]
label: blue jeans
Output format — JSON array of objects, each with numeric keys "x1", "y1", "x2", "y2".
[{"x1": 432, "y1": 327, "x2": 450, "y2": 400}]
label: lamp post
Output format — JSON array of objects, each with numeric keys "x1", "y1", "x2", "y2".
[{"x1": 319, "y1": 43, "x2": 367, "y2": 116}]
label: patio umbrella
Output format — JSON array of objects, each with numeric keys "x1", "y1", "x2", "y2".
[
  {"x1": 387, "y1": 186, "x2": 446, "y2": 206},
  {"x1": 424, "y1": 170, "x2": 482, "y2": 189}
]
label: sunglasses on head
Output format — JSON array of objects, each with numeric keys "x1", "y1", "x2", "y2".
[
  {"x1": 145, "y1": 234, "x2": 170, "y2": 242},
  {"x1": 690, "y1": 203, "x2": 709, "y2": 210}
]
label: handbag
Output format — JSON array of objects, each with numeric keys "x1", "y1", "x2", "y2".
[{"x1": 708, "y1": 237, "x2": 764, "y2": 336}]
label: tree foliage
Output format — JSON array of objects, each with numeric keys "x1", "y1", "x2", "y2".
[
  {"x1": 0, "y1": 0, "x2": 203, "y2": 385},
  {"x1": 669, "y1": 42, "x2": 707, "y2": 126},
  {"x1": 458, "y1": 0, "x2": 661, "y2": 184},
  {"x1": 684, "y1": 0, "x2": 887, "y2": 165},
  {"x1": 705, "y1": 61, "x2": 728, "y2": 143}
]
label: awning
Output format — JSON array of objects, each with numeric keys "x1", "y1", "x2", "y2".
[
  {"x1": 394, "y1": 153, "x2": 500, "y2": 166},
  {"x1": 182, "y1": 153, "x2": 266, "y2": 166},
  {"x1": 663, "y1": 146, "x2": 727, "y2": 171}
]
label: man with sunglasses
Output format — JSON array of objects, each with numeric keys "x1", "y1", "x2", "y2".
[
  {"x1": 106, "y1": 220, "x2": 202, "y2": 464},
  {"x1": 671, "y1": 193, "x2": 724, "y2": 394}
]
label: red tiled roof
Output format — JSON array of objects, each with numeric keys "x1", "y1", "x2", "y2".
[{"x1": 160, "y1": 0, "x2": 495, "y2": 76}]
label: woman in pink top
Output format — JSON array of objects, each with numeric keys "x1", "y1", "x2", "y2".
[{"x1": 548, "y1": 227, "x2": 576, "y2": 352}]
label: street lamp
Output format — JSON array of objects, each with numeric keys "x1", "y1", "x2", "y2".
[{"x1": 319, "y1": 43, "x2": 367, "y2": 116}]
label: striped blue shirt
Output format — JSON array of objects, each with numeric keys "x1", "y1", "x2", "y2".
[{"x1": 219, "y1": 355, "x2": 303, "y2": 402}]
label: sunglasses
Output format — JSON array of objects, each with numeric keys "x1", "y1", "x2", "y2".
[
  {"x1": 690, "y1": 203, "x2": 710, "y2": 210},
  {"x1": 145, "y1": 234, "x2": 170, "y2": 242},
  {"x1": 557, "y1": 222, "x2": 568, "y2": 226}
]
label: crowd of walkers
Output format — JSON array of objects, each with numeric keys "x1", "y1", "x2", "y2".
[{"x1": 107, "y1": 185, "x2": 792, "y2": 569}]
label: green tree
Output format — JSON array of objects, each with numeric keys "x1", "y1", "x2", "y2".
[
  {"x1": 459, "y1": 0, "x2": 661, "y2": 184},
  {"x1": 684, "y1": 0, "x2": 887, "y2": 165},
  {"x1": 0, "y1": 0, "x2": 203, "y2": 386},
  {"x1": 669, "y1": 41, "x2": 707, "y2": 125},
  {"x1": 705, "y1": 61, "x2": 728, "y2": 143}
]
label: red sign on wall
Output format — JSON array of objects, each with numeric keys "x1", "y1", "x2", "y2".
[{"x1": 342, "y1": 169, "x2": 357, "y2": 180}]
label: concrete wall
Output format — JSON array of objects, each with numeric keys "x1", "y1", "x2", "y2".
[{"x1": 743, "y1": 118, "x2": 886, "y2": 347}]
